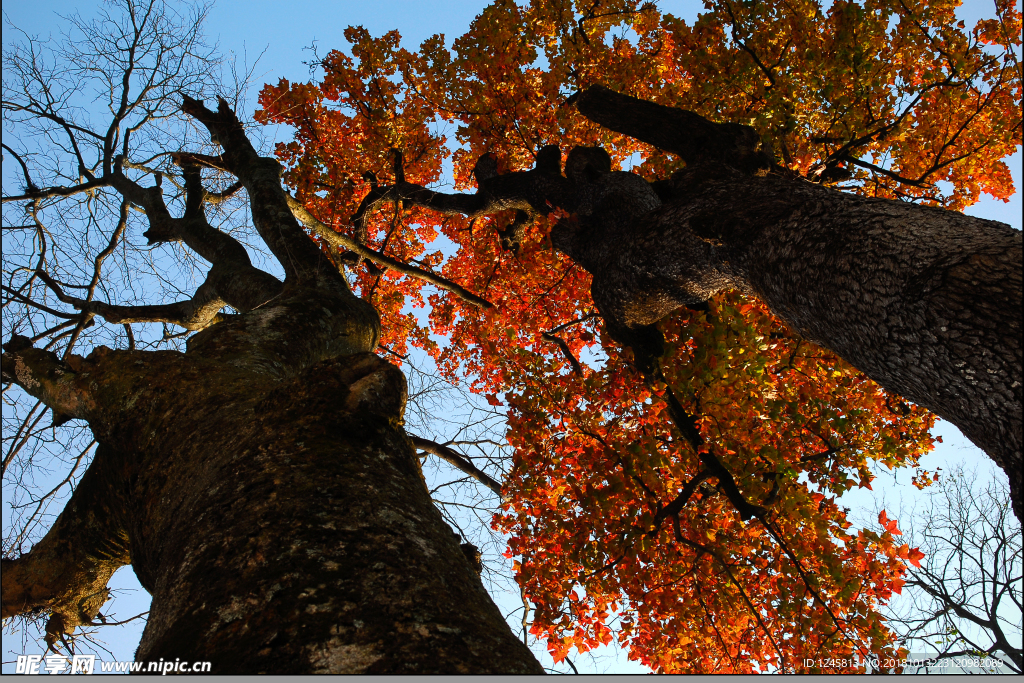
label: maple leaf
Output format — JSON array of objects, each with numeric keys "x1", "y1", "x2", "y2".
[{"x1": 880, "y1": 509, "x2": 903, "y2": 536}]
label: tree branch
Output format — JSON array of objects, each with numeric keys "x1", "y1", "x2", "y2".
[
  {"x1": 572, "y1": 85, "x2": 773, "y2": 174},
  {"x1": 652, "y1": 469, "x2": 713, "y2": 530},
  {"x1": 722, "y1": 1, "x2": 777, "y2": 88},
  {"x1": 658, "y1": 379, "x2": 766, "y2": 521},
  {"x1": 541, "y1": 332, "x2": 584, "y2": 376},
  {"x1": 842, "y1": 156, "x2": 936, "y2": 188},
  {"x1": 0, "y1": 284, "x2": 86, "y2": 320},
  {"x1": 287, "y1": 195, "x2": 494, "y2": 309},
  {"x1": 35, "y1": 268, "x2": 229, "y2": 332},
  {"x1": 350, "y1": 146, "x2": 573, "y2": 241},
  {"x1": 1, "y1": 143, "x2": 38, "y2": 192},
  {"x1": 110, "y1": 155, "x2": 284, "y2": 312},
  {"x1": 350, "y1": 164, "x2": 556, "y2": 231},
  {"x1": 2, "y1": 178, "x2": 110, "y2": 203},
  {"x1": 180, "y1": 96, "x2": 337, "y2": 284},
  {"x1": 410, "y1": 435, "x2": 504, "y2": 497},
  {"x1": 1, "y1": 443, "x2": 131, "y2": 650},
  {"x1": 1, "y1": 335, "x2": 96, "y2": 420}
]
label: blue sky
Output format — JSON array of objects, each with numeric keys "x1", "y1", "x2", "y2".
[
  {"x1": 2, "y1": 0, "x2": 1020, "y2": 674},
  {"x1": 7, "y1": 0, "x2": 1015, "y2": 219}
]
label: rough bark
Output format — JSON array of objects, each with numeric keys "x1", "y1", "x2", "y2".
[
  {"x1": 561, "y1": 161, "x2": 1020, "y2": 513},
  {"x1": 1, "y1": 288, "x2": 541, "y2": 673},
  {"x1": 120, "y1": 345, "x2": 537, "y2": 673}
]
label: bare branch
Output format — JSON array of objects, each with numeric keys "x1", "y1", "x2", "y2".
[
  {"x1": 881, "y1": 466, "x2": 1022, "y2": 673},
  {"x1": 1, "y1": 143, "x2": 38, "y2": 192},
  {"x1": 411, "y1": 435, "x2": 504, "y2": 497},
  {"x1": 36, "y1": 267, "x2": 228, "y2": 331},
  {"x1": 2, "y1": 179, "x2": 111, "y2": 204},
  {"x1": 1, "y1": 443, "x2": 131, "y2": 649},
  {"x1": 572, "y1": 85, "x2": 774, "y2": 174},
  {"x1": 180, "y1": 95, "x2": 336, "y2": 284}
]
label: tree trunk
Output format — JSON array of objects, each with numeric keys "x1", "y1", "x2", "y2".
[
  {"x1": 341, "y1": 87, "x2": 1021, "y2": 521},
  {"x1": 534, "y1": 87, "x2": 1022, "y2": 520},
  {"x1": 553, "y1": 138, "x2": 1022, "y2": 522},
  {"x1": 1, "y1": 285, "x2": 542, "y2": 674},
  {"x1": 131, "y1": 352, "x2": 538, "y2": 673}
]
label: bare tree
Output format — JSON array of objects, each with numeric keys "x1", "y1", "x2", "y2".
[
  {"x1": 2, "y1": 0, "x2": 227, "y2": 656},
  {"x1": 881, "y1": 466, "x2": 1021, "y2": 673}
]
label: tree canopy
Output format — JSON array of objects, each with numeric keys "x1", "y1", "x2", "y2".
[{"x1": 254, "y1": 0, "x2": 1021, "y2": 673}]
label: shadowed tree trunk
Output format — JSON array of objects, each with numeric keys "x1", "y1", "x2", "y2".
[
  {"x1": 570, "y1": 87, "x2": 1021, "y2": 521},
  {"x1": 1, "y1": 98, "x2": 542, "y2": 674}
]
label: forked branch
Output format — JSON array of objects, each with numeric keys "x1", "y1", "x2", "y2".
[
  {"x1": 287, "y1": 196, "x2": 494, "y2": 309},
  {"x1": 180, "y1": 96, "x2": 338, "y2": 284},
  {"x1": 36, "y1": 268, "x2": 230, "y2": 332}
]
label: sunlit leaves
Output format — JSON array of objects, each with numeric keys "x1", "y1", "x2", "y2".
[{"x1": 494, "y1": 293, "x2": 935, "y2": 672}]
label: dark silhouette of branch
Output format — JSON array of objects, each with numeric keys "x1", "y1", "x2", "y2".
[
  {"x1": 288, "y1": 195, "x2": 494, "y2": 309},
  {"x1": 411, "y1": 435, "x2": 504, "y2": 497},
  {"x1": 541, "y1": 332, "x2": 583, "y2": 376},
  {"x1": 881, "y1": 466, "x2": 1022, "y2": 673}
]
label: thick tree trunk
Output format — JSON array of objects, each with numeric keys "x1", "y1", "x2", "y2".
[
  {"x1": 130, "y1": 351, "x2": 537, "y2": 673},
  {"x1": 1, "y1": 286, "x2": 542, "y2": 674},
  {"x1": 543, "y1": 86, "x2": 1023, "y2": 520},
  {"x1": 554, "y1": 160, "x2": 1022, "y2": 520},
  {"x1": 2, "y1": 95, "x2": 541, "y2": 673}
]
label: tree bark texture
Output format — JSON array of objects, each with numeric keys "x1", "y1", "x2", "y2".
[
  {"x1": 2, "y1": 288, "x2": 541, "y2": 673},
  {"x1": 127, "y1": 349, "x2": 538, "y2": 673},
  {"x1": 571, "y1": 87, "x2": 1022, "y2": 520},
  {"x1": 554, "y1": 162, "x2": 1021, "y2": 516}
]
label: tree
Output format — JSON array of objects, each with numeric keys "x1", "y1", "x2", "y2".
[
  {"x1": 1, "y1": 0, "x2": 1019, "y2": 675},
  {"x1": 1, "y1": 1, "x2": 538, "y2": 673},
  {"x1": 877, "y1": 465, "x2": 1021, "y2": 673},
  {"x1": 261, "y1": 0, "x2": 1021, "y2": 507}
]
